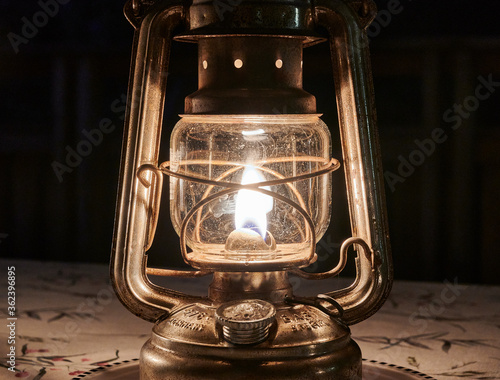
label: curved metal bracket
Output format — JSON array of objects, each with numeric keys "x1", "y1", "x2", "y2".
[{"x1": 290, "y1": 237, "x2": 376, "y2": 280}]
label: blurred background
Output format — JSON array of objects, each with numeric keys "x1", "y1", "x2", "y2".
[{"x1": 1, "y1": 0, "x2": 499, "y2": 284}]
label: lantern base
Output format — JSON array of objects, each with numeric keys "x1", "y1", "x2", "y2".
[{"x1": 140, "y1": 302, "x2": 362, "y2": 380}]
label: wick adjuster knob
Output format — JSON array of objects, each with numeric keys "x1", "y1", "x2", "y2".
[{"x1": 216, "y1": 299, "x2": 276, "y2": 345}]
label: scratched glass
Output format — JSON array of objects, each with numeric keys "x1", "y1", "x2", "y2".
[{"x1": 169, "y1": 115, "x2": 332, "y2": 269}]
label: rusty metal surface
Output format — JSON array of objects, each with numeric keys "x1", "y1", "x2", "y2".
[{"x1": 185, "y1": 36, "x2": 316, "y2": 114}]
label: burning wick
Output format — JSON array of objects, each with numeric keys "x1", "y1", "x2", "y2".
[{"x1": 225, "y1": 166, "x2": 276, "y2": 253}]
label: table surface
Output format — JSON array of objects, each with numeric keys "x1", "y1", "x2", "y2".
[{"x1": 1, "y1": 259, "x2": 499, "y2": 380}]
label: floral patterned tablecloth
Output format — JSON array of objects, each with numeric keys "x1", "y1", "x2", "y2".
[{"x1": 1, "y1": 259, "x2": 499, "y2": 379}]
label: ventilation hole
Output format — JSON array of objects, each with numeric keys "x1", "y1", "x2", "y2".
[
  {"x1": 234, "y1": 59, "x2": 243, "y2": 69},
  {"x1": 202, "y1": 60, "x2": 208, "y2": 69},
  {"x1": 275, "y1": 59, "x2": 283, "y2": 69}
]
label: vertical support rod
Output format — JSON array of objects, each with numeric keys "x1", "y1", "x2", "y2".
[
  {"x1": 111, "y1": 2, "x2": 202, "y2": 323},
  {"x1": 315, "y1": 0, "x2": 393, "y2": 325}
]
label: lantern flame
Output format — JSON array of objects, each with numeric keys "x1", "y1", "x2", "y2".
[{"x1": 234, "y1": 167, "x2": 273, "y2": 239}]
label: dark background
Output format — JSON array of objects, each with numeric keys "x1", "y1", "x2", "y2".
[{"x1": 1, "y1": 1, "x2": 499, "y2": 284}]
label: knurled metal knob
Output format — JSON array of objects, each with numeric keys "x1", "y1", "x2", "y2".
[{"x1": 215, "y1": 299, "x2": 276, "y2": 345}]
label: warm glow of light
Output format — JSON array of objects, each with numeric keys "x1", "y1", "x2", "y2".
[
  {"x1": 242, "y1": 129, "x2": 265, "y2": 136},
  {"x1": 234, "y1": 167, "x2": 273, "y2": 238}
]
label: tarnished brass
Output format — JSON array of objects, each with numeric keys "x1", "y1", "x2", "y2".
[
  {"x1": 111, "y1": 0, "x2": 392, "y2": 378},
  {"x1": 141, "y1": 302, "x2": 362, "y2": 379},
  {"x1": 185, "y1": 36, "x2": 317, "y2": 114}
]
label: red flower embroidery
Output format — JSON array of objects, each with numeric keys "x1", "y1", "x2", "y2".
[{"x1": 25, "y1": 349, "x2": 49, "y2": 354}]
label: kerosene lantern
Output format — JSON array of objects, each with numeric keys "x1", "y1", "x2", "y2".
[{"x1": 111, "y1": 0, "x2": 392, "y2": 378}]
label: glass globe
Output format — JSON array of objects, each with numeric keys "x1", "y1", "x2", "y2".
[{"x1": 169, "y1": 114, "x2": 332, "y2": 271}]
